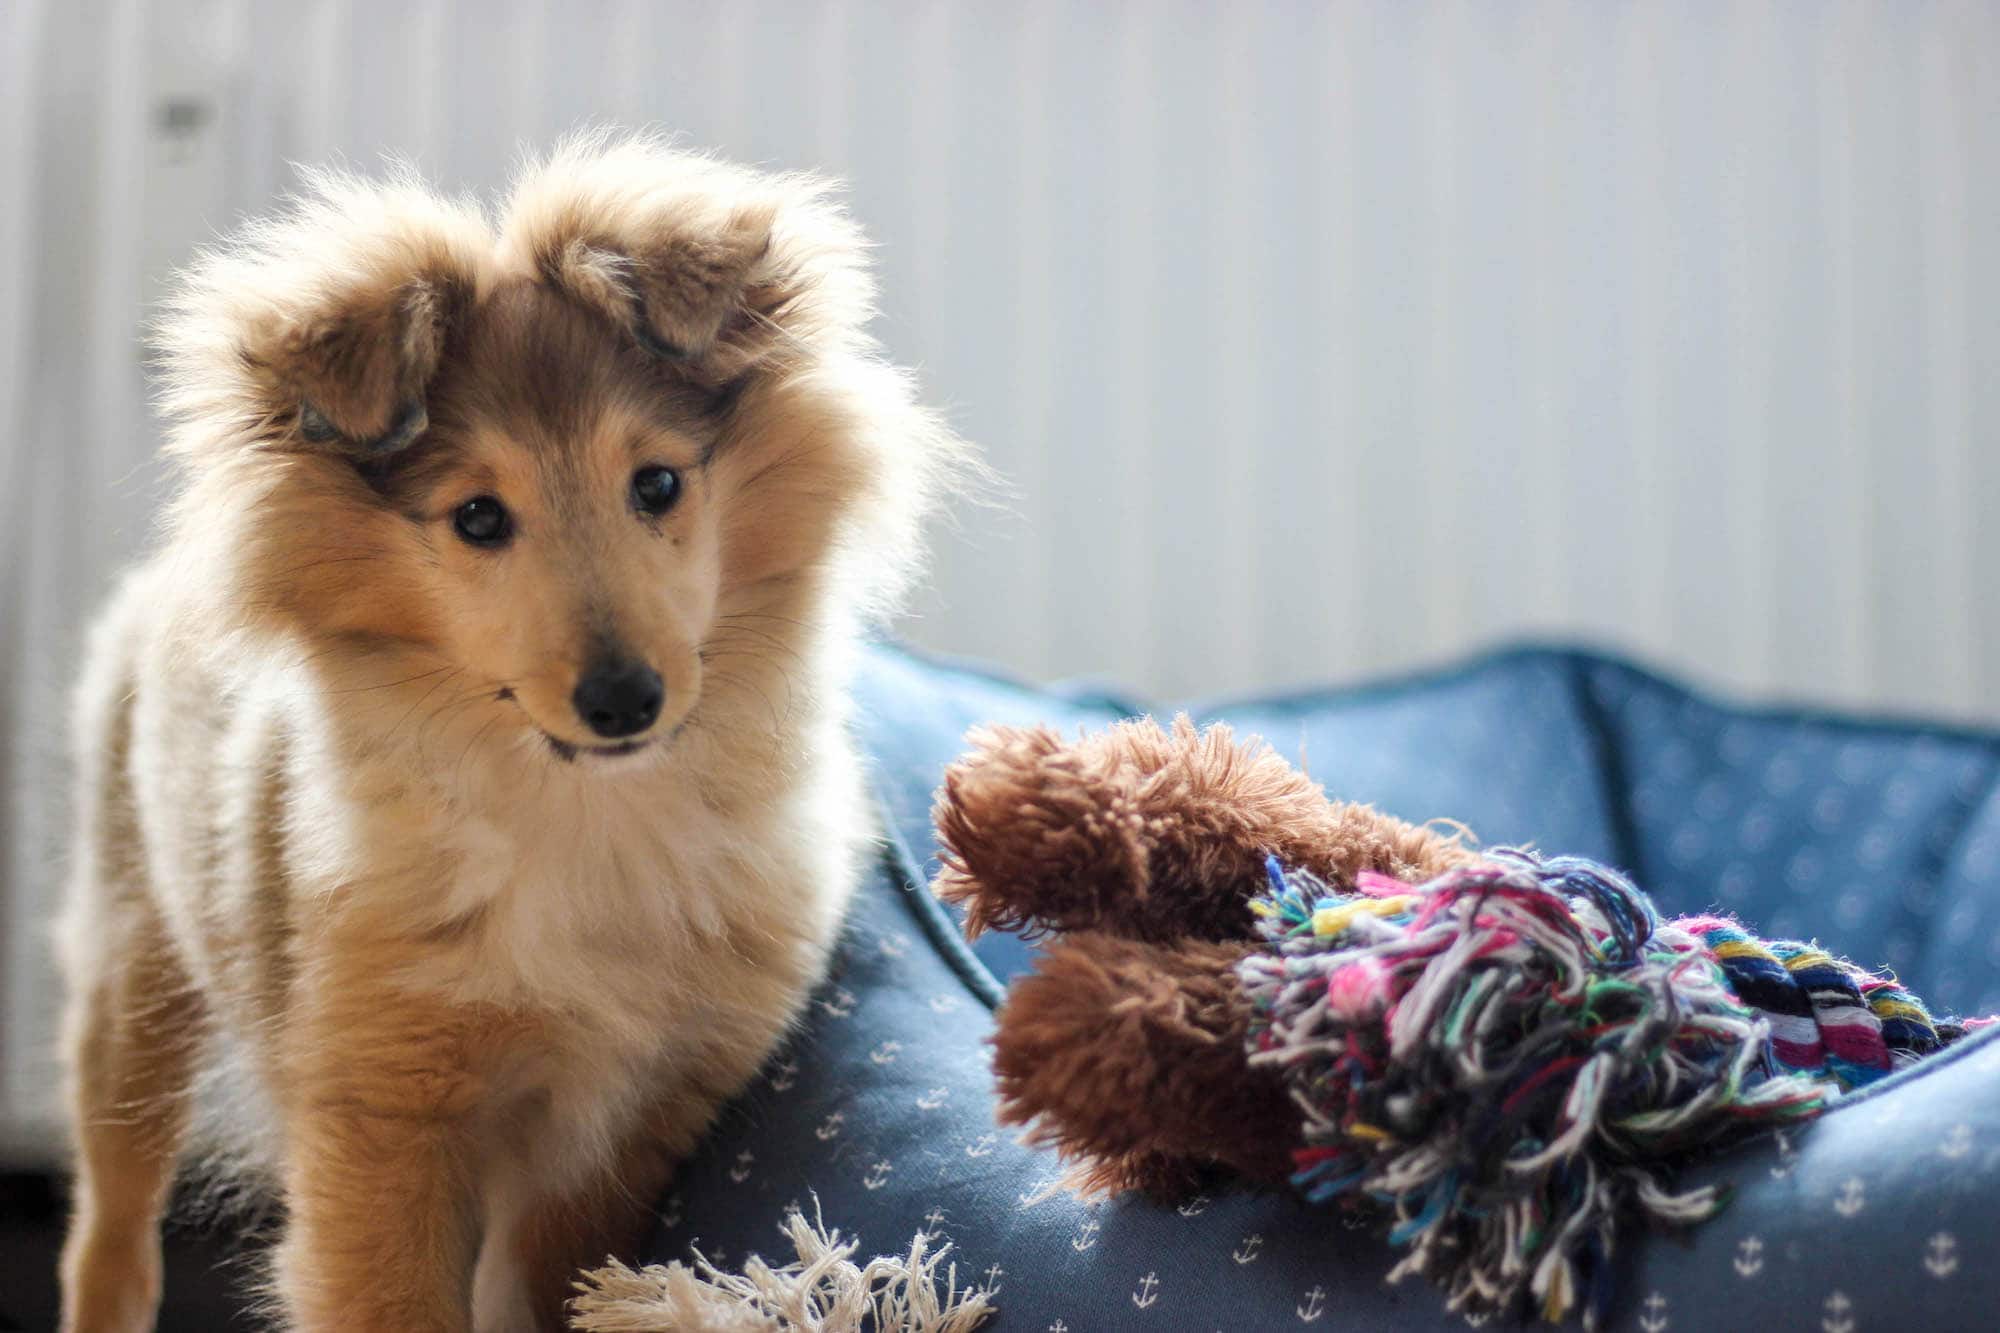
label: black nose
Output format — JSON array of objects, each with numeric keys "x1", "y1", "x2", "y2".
[{"x1": 572, "y1": 659, "x2": 664, "y2": 739}]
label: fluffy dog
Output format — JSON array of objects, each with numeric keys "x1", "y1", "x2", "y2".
[{"x1": 55, "y1": 133, "x2": 961, "y2": 1332}]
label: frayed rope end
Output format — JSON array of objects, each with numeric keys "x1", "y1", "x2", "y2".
[
  {"x1": 1239, "y1": 850, "x2": 1860, "y2": 1327},
  {"x1": 568, "y1": 1199, "x2": 997, "y2": 1333}
]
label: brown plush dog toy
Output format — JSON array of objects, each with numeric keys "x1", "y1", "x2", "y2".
[
  {"x1": 930, "y1": 716, "x2": 1477, "y2": 1199},
  {"x1": 930, "y1": 715, "x2": 1992, "y2": 1329}
]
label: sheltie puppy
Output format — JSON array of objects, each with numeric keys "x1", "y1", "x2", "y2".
[{"x1": 54, "y1": 132, "x2": 962, "y2": 1332}]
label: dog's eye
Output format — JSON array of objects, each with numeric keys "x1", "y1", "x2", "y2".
[
  {"x1": 452, "y1": 496, "x2": 512, "y2": 547},
  {"x1": 631, "y1": 465, "x2": 681, "y2": 517}
]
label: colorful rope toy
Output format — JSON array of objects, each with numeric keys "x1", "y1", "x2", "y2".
[
  {"x1": 1240, "y1": 848, "x2": 1987, "y2": 1328},
  {"x1": 932, "y1": 718, "x2": 1994, "y2": 1330}
]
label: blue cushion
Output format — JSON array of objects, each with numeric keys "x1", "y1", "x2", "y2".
[
  {"x1": 644, "y1": 642, "x2": 2000, "y2": 1329},
  {"x1": 1570, "y1": 654, "x2": 2000, "y2": 1014}
]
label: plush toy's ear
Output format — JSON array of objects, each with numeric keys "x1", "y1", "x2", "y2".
[
  {"x1": 992, "y1": 934, "x2": 1298, "y2": 1196},
  {"x1": 157, "y1": 167, "x2": 489, "y2": 464},
  {"x1": 934, "y1": 716, "x2": 1479, "y2": 944},
  {"x1": 502, "y1": 136, "x2": 869, "y2": 392}
]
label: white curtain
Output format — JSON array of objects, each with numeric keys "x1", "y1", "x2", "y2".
[{"x1": 3, "y1": 0, "x2": 1996, "y2": 1160}]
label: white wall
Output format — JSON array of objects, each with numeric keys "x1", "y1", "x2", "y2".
[{"x1": 2, "y1": 0, "x2": 1996, "y2": 1157}]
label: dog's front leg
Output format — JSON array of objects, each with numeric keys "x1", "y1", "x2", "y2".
[
  {"x1": 273, "y1": 993, "x2": 529, "y2": 1333},
  {"x1": 502, "y1": 1045, "x2": 787, "y2": 1330},
  {"x1": 479, "y1": 1124, "x2": 678, "y2": 1333},
  {"x1": 276, "y1": 1104, "x2": 476, "y2": 1331}
]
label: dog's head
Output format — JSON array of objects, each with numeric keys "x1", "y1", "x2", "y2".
[{"x1": 157, "y1": 135, "x2": 959, "y2": 764}]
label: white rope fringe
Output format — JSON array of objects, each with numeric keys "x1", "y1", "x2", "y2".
[{"x1": 569, "y1": 1201, "x2": 997, "y2": 1333}]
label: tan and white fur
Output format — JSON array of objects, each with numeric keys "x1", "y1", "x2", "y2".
[{"x1": 54, "y1": 132, "x2": 962, "y2": 1332}]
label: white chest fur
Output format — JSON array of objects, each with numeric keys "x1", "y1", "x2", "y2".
[{"x1": 376, "y1": 740, "x2": 863, "y2": 1163}]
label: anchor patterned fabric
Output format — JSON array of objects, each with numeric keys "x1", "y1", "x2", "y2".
[{"x1": 638, "y1": 643, "x2": 2000, "y2": 1330}]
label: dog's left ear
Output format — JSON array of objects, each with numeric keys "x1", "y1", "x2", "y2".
[
  {"x1": 548, "y1": 206, "x2": 774, "y2": 373},
  {"x1": 506, "y1": 141, "x2": 866, "y2": 390}
]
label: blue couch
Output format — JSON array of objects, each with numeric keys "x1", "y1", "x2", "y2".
[{"x1": 640, "y1": 643, "x2": 2000, "y2": 1329}]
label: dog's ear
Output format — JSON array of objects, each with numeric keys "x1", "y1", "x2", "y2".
[
  {"x1": 250, "y1": 269, "x2": 471, "y2": 456},
  {"x1": 505, "y1": 139, "x2": 868, "y2": 392},
  {"x1": 542, "y1": 210, "x2": 773, "y2": 384},
  {"x1": 157, "y1": 170, "x2": 487, "y2": 463}
]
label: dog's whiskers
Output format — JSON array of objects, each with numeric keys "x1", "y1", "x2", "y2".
[
  {"x1": 326, "y1": 664, "x2": 457, "y2": 696},
  {"x1": 702, "y1": 622, "x2": 806, "y2": 668}
]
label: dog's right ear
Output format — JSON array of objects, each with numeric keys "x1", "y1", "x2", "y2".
[
  {"x1": 156, "y1": 170, "x2": 488, "y2": 463},
  {"x1": 246, "y1": 266, "x2": 472, "y2": 457}
]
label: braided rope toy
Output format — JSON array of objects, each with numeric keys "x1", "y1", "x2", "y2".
[{"x1": 1238, "y1": 849, "x2": 1988, "y2": 1329}]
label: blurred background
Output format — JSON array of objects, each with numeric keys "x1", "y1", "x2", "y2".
[{"x1": 0, "y1": 0, "x2": 1994, "y2": 1158}]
